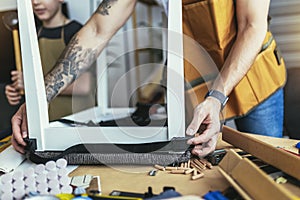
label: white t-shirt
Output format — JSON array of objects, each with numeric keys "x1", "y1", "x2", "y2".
[{"x1": 155, "y1": 0, "x2": 169, "y2": 15}]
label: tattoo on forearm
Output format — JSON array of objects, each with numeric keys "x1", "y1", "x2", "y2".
[
  {"x1": 45, "y1": 36, "x2": 97, "y2": 103},
  {"x1": 97, "y1": 0, "x2": 118, "y2": 16}
]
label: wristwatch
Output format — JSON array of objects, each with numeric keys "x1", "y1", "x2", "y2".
[{"x1": 205, "y1": 90, "x2": 229, "y2": 110}]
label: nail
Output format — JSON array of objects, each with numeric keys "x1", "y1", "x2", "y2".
[
  {"x1": 187, "y1": 139, "x2": 193, "y2": 145},
  {"x1": 22, "y1": 131, "x2": 27, "y2": 138},
  {"x1": 186, "y1": 128, "x2": 194, "y2": 135}
]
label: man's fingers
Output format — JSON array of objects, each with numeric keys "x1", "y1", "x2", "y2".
[
  {"x1": 11, "y1": 105, "x2": 27, "y2": 148},
  {"x1": 5, "y1": 85, "x2": 16, "y2": 93},
  {"x1": 8, "y1": 100, "x2": 20, "y2": 106},
  {"x1": 12, "y1": 118, "x2": 27, "y2": 147},
  {"x1": 12, "y1": 80, "x2": 24, "y2": 90},
  {"x1": 11, "y1": 76, "x2": 18, "y2": 82},
  {"x1": 11, "y1": 70, "x2": 19, "y2": 76},
  {"x1": 21, "y1": 106, "x2": 28, "y2": 139},
  {"x1": 8, "y1": 95, "x2": 21, "y2": 100},
  {"x1": 187, "y1": 131, "x2": 206, "y2": 145},
  {"x1": 186, "y1": 106, "x2": 206, "y2": 136},
  {"x1": 190, "y1": 134, "x2": 219, "y2": 157},
  {"x1": 11, "y1": 136, "x2": 25, "y2": 154},
  {"x1": 12, "y1": 81, "x2": 20, "y2": 88},
  {"x1": 186, "y1": 118, "x2": 200, "y2": 136},
  {"x1": 192, "y1": 145, "x2": 214, "y2": 157},
  {"x1": 6, "y1": 89, "x2": 21, "y2": 105},
  {"x1": 188, "y1": 125, "x2": 216, "y2": 143}
]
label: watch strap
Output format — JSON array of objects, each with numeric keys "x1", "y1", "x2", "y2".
[{"x1": 205, "y1": 90, "x2": 229, "y2": 110}]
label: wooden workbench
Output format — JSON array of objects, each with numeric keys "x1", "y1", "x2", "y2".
[
  {"x1": 1, "y1": 130, "x2": 298, "y2": 197},
  {"x1": 69, "y1": 164, "x2": 228, "y2": 196},
  {"x1": 68, "y1": 132, "x2": 300, "y2": 197}
]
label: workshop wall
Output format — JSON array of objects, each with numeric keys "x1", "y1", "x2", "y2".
[
  {"x1": 270, "y1": 0, "x2": 300, "y2": 139},
  {"x1": 269, "y1": 0, "x2": 300, "y2": 69}
]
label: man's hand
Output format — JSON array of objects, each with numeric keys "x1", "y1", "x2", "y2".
[
  {"x1": 5, "y1": 70, "x2": 24, "y2": 105},
  {"x1": 186, "y1": 97, "x2": 222, "y2": 157},
  {"x1": 5, "y1": 84, "x2": 22, "y2": 105},
  {"x1": 11, "y1": 103, "x2": 28, "y2": 154},
  {"x1": 11, "y1": 70, "x2": 24, "y2": 91}
]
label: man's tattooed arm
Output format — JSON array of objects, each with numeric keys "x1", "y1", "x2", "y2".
[
  {"x1": 97, "y1": 0, "x2": 118, "y2": 16},
  {"x1": 44, "y1": 36, "x2": 97, "y2": 103},
  {"x1": 44, "y1": 0, "x2": 137, "y2": 103}
]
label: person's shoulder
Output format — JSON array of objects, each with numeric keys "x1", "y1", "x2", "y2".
[
  {"x1": 67, "y1": 20, "x2": 83, "y2": 30},
  {"x1": 64, "y1": 20, "x2": 82, "y2": 36},
  {"x1": 70, "y1": 20, "x2": 83, "y2": 27},
  {"x1": 64, "y1": 20, "x2": 83, "y2": 44}
]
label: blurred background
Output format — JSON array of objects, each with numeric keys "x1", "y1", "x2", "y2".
[{"x1": 0, "y1": 0, "x2": 299, "y2": 139}]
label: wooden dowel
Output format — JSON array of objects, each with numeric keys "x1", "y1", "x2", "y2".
[{"x1": 191, "y1": 173, "x2": 204, "y2": 180}]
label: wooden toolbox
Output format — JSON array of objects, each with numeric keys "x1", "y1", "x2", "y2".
[{"x1": 219, "y1": 126, "x2": 300, "y2": 200}]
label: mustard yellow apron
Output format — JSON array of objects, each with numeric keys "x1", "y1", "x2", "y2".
[
  {"x1": 38, "y1": 25, "x2": 95, "y2": 121},
  {"x1": 182, "y1": 0, "x2": 286, "y2": 121}
]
